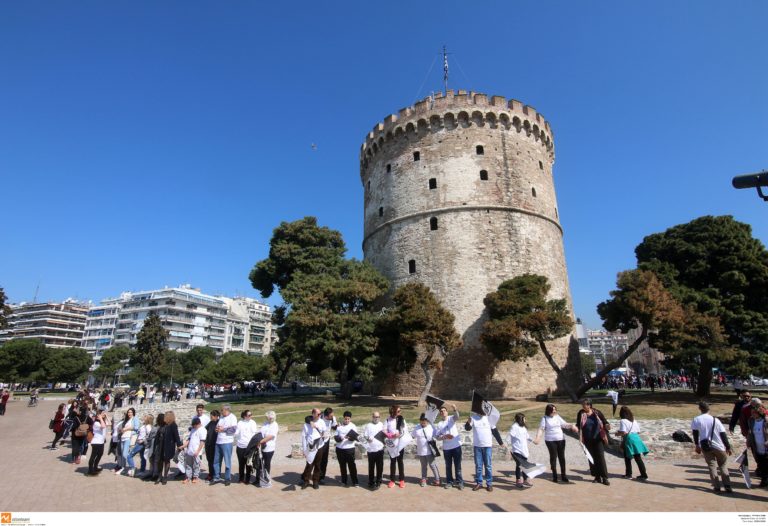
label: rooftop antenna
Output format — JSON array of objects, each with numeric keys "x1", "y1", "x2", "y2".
[
  {"x1": 32, "y1": 281, "x2": 40, "y2": 303},
  {"x1": 442, "y1": 45, "x2": 450, "y2": 95}
]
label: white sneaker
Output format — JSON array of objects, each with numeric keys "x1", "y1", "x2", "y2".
[
  {"x1": 128, "y1": 469, "x2": 135, "y2": 477},
  {"x1": 114, "y1": 468, "x2": 124, "y2": 476}
]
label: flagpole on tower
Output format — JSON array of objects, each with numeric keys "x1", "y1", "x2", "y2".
[{"x1": 443, "y1": 44, "x2": 449, "y2": 95}]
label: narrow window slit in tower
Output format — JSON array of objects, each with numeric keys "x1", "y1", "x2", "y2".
[
  {"x1": 480, "y1": 170, "x2": 488, "y2": 181},
  {"x1": 379, "y1": 207, "x2": 383, "y2": 217},
  {"x1": 367, "y1": 181, "x2": 371, "y2": 191},
  {"x1": 413, "y1": 151, "x2": 420, "y2": 161},
  {"x1": 430, "y1": 217, "x2": 438, "y2": 230},
  {"x1": 532, "y1": 187, "x2": 537, "y2": 197},
  {"x1": 386, "y1": 164, "x2": 391, "y2": 173},
  {"x1": 408, "y1": 260, "x2": 416, "y2": 274},
  {"x1": 429, "y1": 178, "x2": 437, "y2": 189},
  {"x1": 539, "y1": 160, "x2": 544, "y2": 170},
  {"x1": 476, "y1": 145, "x2": 484, "y2": 155}
]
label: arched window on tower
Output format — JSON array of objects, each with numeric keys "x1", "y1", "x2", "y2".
[
  {"x1": 430, "y1": 217, "x2": 438, "y2": 230},
  {"x1": 413, "y1": 151, "x2": 420, "y2": 161},
  {"x1": 480, "y1": 170, "x2": 488, "y2": 181},
  {"x1": 476, "y1": 145, "x2": 484, "y2": 155},
  {"x1": 408, "y1": 259, "x2": 416, "y2": 274}
]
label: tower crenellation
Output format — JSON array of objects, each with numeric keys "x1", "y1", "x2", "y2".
[{"x1": 360, "y1": 90, "x2": 577, "y2": 399}]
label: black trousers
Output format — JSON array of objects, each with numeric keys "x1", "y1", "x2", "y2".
[
  {"x1": 319, "y1": 441, "x2": 331, "y2": 479},
  {"x1": 545, "y1": 439, "x2": 567, "y2": 475},
  {"x1": 71, "y1": 436, "x2": 84, "y2": 461},
  {"x1": 336, "y1": 447, "x2": 358, "y2": 485},
  {"x1": 584, "y1": 439, "x2": 608, "y2": 480},
  {"x1": 624, "y1": 453, "x2": 647, "y2": 477},
  {"x1": 51, "y1": 431, "x2": 64, "y2": 448},
  {"x1": 262, "y1": 451, "x2": 274, "y2": 476},
  {"x1": 205, "y1": 445, "x2": 216, "y2": 477},
  {"x1": 368, "y1": 450, "x2": 384, "y2": 485},
  {"x1": 512, "y1": 452, "x2": 530, "y2": 480},
  {"x1": 88, "y1": 444, "x2": 104, "y2": 473},
  {"x1": 389, "y1": 450, "x2": 405, "y2": 481},
  {"x1": 236, "y1": 446, "x2": 252, "y2": 482},
  {"x1": 302, "y1": 446, "x2": 326, "y2": 485}
]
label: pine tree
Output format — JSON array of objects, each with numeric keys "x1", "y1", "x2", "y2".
[{"x1": 133, "y1": 312, "x2": 169, "y2": 381}]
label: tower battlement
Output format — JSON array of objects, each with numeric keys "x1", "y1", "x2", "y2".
[{"x1": 360, "y1": 90, "x2": 554, "y2": 175}]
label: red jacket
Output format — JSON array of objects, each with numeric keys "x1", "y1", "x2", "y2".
[{"x1": 53, "y1": 410, "x2": 65, "y2": 433}]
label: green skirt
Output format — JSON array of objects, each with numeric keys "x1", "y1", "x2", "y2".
[{"x1": 624, "y1": 433, "x2": 649, "y2": 457}]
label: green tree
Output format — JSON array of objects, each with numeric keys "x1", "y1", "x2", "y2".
[
  {"x1": 634, "y1": 215, "x2": 768, "y2": 395},
  {"x1": 248, "y1": 217, "x2": 389, "y2": 393},
  {"x1": 198, "y1": 352, "x2": 273, "y2": 385},
  {"x1": 39, "y1": 347, "x2": 91, "y2": 384},
  {"x1": 581, "y1": 353, "x2": 597, "y2": 377},
  {"x1": 480, "y1": 274, "x2": 577, "y2": 401},
  {"x1": 158, "y1": 349, "x2": 184, "y2": 384},
  {"x1": 586, "y1": 269, "x2": 686, "y2": 396},
  {"x1": 132, "y1": 312, "x2": 168, "y2": 381},
  {"x1": 0, "y1": 339, "x2": 47, "y2": 382},
  {"x1": 92, "y1": 346, "x2": 133, "y2": 386},
  {"x1": 285, "y1": 259, "x2": 389, "y2": 398},
  {"x1": 180, "y1": 346, "x2": 216, "y2": 381},
  {"x1": 249, "y1": 217, "x2": 347, "y2": 386},
  {"x1": 0, "y1": 287, "x2": 11, "y2": 329},
  {"x1": 375, "y1": 282, "x2": 461, "y2": 403}
]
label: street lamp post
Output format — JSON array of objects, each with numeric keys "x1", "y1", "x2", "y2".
[{"x1": 732, "y1": 170, "x2": 768, "y2": 201}]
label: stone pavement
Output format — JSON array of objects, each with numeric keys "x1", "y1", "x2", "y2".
[{"x1": 1, "y1": 399, "x2": 767, "y2": 512}]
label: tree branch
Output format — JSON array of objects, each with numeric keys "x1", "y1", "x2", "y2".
[{"x1": 575, "y1": 326, "x2": 648, "y2": 398}]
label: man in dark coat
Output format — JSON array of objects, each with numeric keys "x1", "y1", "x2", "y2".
[{"x1": 204, "y1": 410, "x2": 220, "y2": 481}]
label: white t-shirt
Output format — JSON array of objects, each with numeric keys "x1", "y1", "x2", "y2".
[
  {"x1": 691, "y1": 414, "x2": 726, "y2": 452},
  {"x1": 411, "y1": 424, "x2": 436, "y2": 456},
  {"x1": 91, "y1": 420, "x2": 106, "y2": 445},
  {"x1": 435, "y1": 416, "x2": 461, "y2": 450},
  {"x1": 261, "y1": 421, "x2": 279, "y2": 453},
  {"x1": 235, "y1": 419, "x2": 259, "y2": 448},
  {"x1": 322, "y1": 416, "x2": 337, "y2": 445},
  {"x1": 539, "y1": 415, "x2": 568, "y2": 442},
  {"x1": 335, "y1": 422, "x2": 358, "y2": 450},
  {"x1": 508, "y1": 423, "x2": 531, "y2": 458},
  {"x1": 363, "y1": 421, "x2": 384, "y2": 452},
  {"x1": 197, "y1": 413, "x2": 210, "y2": 429},
  {"x1": 216, "y1": 413, "x2": 238, "y2": 444},
  {"x1": 619, "y1": 419, "x2": 640, "y2": 434},
  {"x1": 120, "y1": 416, "x2": 139, "y2": 441},
  {"x1": 469, "y1": 414, "x2": 492, "y2": 447},
  {"x1": 186, "y1": 426, "x2": 207, "y2": 456},
  {"x1": 754, "y1": 420, "x2": 765, "y2": 455}
]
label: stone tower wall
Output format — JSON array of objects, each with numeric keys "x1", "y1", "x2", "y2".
[{"x1": 360, "y1": 90, "x2": 579, "y2": 399}]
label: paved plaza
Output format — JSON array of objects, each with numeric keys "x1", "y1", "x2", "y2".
[{"x1": 1, "y1": 399, "x2": 767, "y2": 513}]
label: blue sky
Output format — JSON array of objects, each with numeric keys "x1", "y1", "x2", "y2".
[{"x1": 1, "y1": 1, "x2": 766, "y2": 330}]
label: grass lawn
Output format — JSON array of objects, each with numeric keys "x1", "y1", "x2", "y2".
[{"x1": 203, "y1": 390, "x2": 743, "y2": 432}]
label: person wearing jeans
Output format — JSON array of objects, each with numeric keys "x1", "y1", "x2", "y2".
[
  {"x1": 128, "y1": 414, "x2": 153, "y2": 474},
  {"x1": 435, "y1": 404, "x2": 463, "y2": 489},
  {"x1": 212, "y1": 405, "x2": 237, "y2": 486},
  {"x1": 465, "y1": 412, "x2": 493, "y2": 491}
]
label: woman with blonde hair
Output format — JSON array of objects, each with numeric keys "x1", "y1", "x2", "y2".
[
  {"x1": 257, "y1": 410, "x2": 279, "y2": 487},
  {"x1": 158, "y1": 411, "x2": 182, "y2": 485},
  {"x1": 128, "y1": 414, "x2": 153, "y2": 475}
]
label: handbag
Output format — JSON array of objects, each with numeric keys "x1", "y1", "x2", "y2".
[
  {"x1": 87, "y1": 430, "x2": 94, "y2": 443},
  {"x1": 423, "y1": 428, "x2": 441, "y2": 458},
  {"x1": 699, "y1": 416, "x2": 715, "y2": 452},
  {"x1": 49, "y1": 419, "x2": 55, "y2": 430}
]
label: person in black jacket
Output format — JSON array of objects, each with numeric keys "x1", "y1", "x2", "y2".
[
  {"x1": 158, "y1": 410, "x2": 182, "y2": 485},
  {"x1": 204, "y1": 410, "x2": 220, "y2": 481},
  {"x1": 576, "y1": 398, "x2": 612, "y2": 485},
  {"x1": 729, "y1": 391, "x2": 751, "y2": 434}
]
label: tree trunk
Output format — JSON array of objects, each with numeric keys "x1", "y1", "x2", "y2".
[
  {"x1": 537, "y1": 340, "x2": 579, "y2": 402},
  {"x1": 418, "y1": 358, "x2": 434, "y2": 406},
  {"x1": 575, "y1": 327, "x2": 648, "y2": 399},
  {"x1": 277, "y1": 358, "x2": 295, "y2": 389},
  {"x1": 695, "y1": 354, "x2": 713, "y2": 397}
]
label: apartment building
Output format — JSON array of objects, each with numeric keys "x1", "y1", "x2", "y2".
[
  {"x1": 0, "y1": 300, "x2": 88, "y2": 348},
  {"x1": 83, "y1": 285, "x2": 273, "y2": 360}
]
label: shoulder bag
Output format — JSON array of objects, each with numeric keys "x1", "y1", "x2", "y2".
[
  {"x1": 423, "y1": 428, "x2": 441, "y2": 457},
  {"x1": 699, "y1": 416, "x2": 716, "y2": 452}
]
